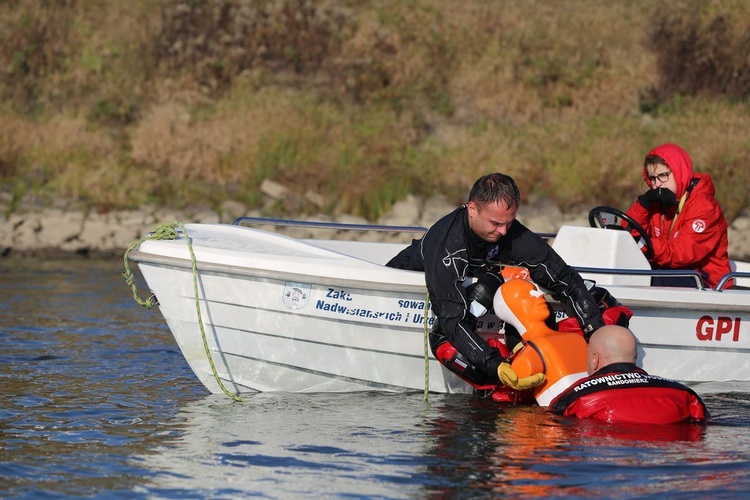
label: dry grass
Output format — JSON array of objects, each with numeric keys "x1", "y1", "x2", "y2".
[{"x1": 1, "y1": 0, "x2": 749, "y2": 221}]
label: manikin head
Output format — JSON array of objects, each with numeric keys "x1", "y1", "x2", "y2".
[{"x1": 492, "y1": 278, "x2": 551, "y2": 337}]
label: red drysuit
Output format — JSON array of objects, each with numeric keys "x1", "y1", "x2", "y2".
[{"x1": 549, "y1": 363, "x2": 709, "y2": 424}]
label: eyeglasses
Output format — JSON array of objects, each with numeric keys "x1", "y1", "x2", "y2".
[{"x1": 646, "y1": 170, "x2": 672, "y2": 184}]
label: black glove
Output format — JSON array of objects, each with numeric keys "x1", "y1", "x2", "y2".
[
  {"x1": 582, "y1": 317, "x2": 606, "y2": 342},
  {"x1": 656, "y1": 187, "x2": 678, "y2": 207},
  {"x1": 638, "y1": 188, "x2": 677, "y2": 209},
  {"x1": 637, "y1": 188, "x2": 660, "y2": 209},
  {"x1": 569, "y1": 283, "x2": 606, "y2": 342}
]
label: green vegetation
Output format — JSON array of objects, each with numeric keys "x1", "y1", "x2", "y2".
[{"x1": 1, "y1": 0, "x2": 750, "y2": 221}]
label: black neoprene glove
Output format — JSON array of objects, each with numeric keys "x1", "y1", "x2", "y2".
[
  {"x1": 638, "y1": 188, "x2": 677, "y2": 209},
  {"x1": 656, "y1": 188, "x2": 678, "y2": 207},
  {"x1": 637, "y1": 189, "x2": 660, "y2": 209}
]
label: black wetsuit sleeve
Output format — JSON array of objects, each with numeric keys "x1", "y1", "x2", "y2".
[
  {"x1": 422, "y1": 211, "x2": 504, "y2": 377},
  {"x1": 385, "y1": 237, "x2": 425, "y2": 271},
  {"x1": 499, "y1": 221, "x2": 605, "y2": 338}
]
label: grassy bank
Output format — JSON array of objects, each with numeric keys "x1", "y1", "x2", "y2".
[{"x1": 1, "y1": 0, "x2": 749, "y2": 221}]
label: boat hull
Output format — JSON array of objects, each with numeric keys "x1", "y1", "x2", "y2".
[
  {"x1": 130, "y1": 222, "x2": 750, "y2": 395},
  {"x1": 602, "y1": 287, "x2": 750, "y2": 383},
  {"x1": 133, "y1": 224, "x2": 475, "y2": 395}
]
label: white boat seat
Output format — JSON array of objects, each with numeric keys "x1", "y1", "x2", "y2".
[
  {"x1": 730, "y1": 260, "x2": 750, "y2": 288},
  {"x1": 551, "y1": 226, "x2": 651, "y2": 286}
]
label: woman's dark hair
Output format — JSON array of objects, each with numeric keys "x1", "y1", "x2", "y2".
[{"x1": 644, "y1": 155, "x2": 668, "y2": 168}]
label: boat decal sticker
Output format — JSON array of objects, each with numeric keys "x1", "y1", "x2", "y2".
[
  {"x1": 283, "y1": 282, "x2": 311, "y2": 310},
  {"x1": 696, "y1": 315, "x2": 742, "y2": 342},
  {"x1": 313, "y1": 288, "x2": 435, "y2": 326},
  {"x1": 326, "y1": 288, "x2": 353, "y2": 301}
]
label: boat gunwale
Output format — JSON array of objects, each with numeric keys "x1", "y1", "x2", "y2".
[
  {"x1": 599, "y1": 293, "x2": 750, "y2": 313},
  {"x1": 130, "y1": 216, "x2": 750, "y2": 310},
  {"x1": 131, "y1": 251, "x2": 750, "y2": 313},
  {"x1": 129, "y1": 249, "x2": 430, "y2": 294}
]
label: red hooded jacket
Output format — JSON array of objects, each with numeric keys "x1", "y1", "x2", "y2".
[{"x1": 625, "y1": 143, "x2": 731, "y2": 288}]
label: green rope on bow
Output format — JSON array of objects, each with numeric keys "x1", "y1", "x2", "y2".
[
  {"x1": 122, "y1": 224, "x2": 176, "y2": 309},
  {"x1": 123, "y1": 221, "x2": 243, "y2": 402}
]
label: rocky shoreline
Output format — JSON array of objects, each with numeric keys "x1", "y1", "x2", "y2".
[{"x1": 2, "y1": 180, "x2": 749, "y2": 261}]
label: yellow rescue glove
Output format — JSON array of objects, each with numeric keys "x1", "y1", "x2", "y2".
[{"x1": 498, "y1": 362, "x2": 546, "y2": 391}]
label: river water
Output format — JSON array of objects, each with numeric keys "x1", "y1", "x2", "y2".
[{"x1": 2, "y1": 258, "x2": 750, "y2": 498}]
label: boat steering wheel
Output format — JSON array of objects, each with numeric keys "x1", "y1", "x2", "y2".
[{"x1": 588, "y1": 206, "x2": 654, "y2": 259}]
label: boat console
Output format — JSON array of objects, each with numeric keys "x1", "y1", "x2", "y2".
[{"x1": 551, "y1": 225, "x2": 651, "y2": 286}]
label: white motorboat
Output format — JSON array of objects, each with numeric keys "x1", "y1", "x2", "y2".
[{"x1": 124, "y1": 210, "x2": 750, "y2": 398}]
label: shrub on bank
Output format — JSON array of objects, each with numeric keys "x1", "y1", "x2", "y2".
[{"x1": 0, "y1": 0, "x2": 749, "y2": 221}]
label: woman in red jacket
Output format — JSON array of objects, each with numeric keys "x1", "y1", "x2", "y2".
[{"x1": 625, "y1": 143, "x2": 731, "y2": 288}]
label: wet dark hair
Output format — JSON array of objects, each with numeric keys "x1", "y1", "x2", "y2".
[{"x1": 468, "y1": 173, "x2": 520, "y2": 210}]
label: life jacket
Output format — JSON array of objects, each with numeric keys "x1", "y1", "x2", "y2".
[
  {"x1": 508, "y1": 328, "x2": 588, "y2": 407},
  {"x1": 549, "y1": 363, "x2": 709, "y2": 424}
]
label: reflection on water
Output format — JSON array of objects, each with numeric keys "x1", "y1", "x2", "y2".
[
  {"x1": 135, "y1": 392, "x2": 750, "y2": 498},
  {"x1": 2, "y1": 259, "x2": 750, "y2": 498}
]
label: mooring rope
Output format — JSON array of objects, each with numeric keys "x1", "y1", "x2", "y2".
[
  {"x1": 123, "y1": 221, "x2": 244, "y2": 402},
  {"x1": 423, "y1": 293, "x2": 430, "y2": 402}
]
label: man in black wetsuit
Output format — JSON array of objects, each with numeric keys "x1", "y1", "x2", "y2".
[{"x1": 386, "y1": 173, "x2": 605, "y2": 391}]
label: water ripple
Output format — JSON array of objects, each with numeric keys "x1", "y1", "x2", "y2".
[{"x1": 2, "y1": 259, "x2": 750, "y2": 498}]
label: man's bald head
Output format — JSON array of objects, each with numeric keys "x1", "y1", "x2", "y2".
[{"x1": 586, "y1": 325, "x2": 638, "y2": 375}]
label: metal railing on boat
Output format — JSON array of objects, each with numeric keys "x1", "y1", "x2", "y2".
[
  {"x1": 573, "y1": 266, "x2": 706, "y2": 290},
  {"x1": 232, "y1": 217, "x2": 750, "y2": 291},
  {"x1": 574, "y1": 267, "x2": 750, "y2": 292},
  {"x1": 716, "y1": 272, "x2": 750, "y2": 291},
  {"x1": 234, "y1": 216, "x2": 559, "y2": 238},
  {"x1": 233, "y1": 216, "x2": 428, "y2": 233}
]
